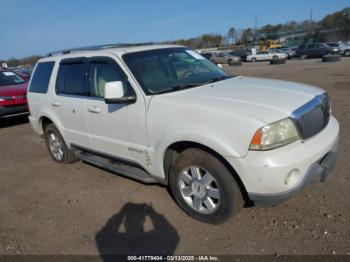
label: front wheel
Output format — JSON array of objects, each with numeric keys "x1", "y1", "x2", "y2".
[{"x1": 169, "y1": 148, "x2": 244, "y2": 224}]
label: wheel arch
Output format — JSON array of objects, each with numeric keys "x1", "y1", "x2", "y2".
[
  {"x1": 37, "y1": 114, "x2": 67, "y2": 143},
  {"x1": 40, "y1": 116, "x2": 53, "y2": 133},
  {"x1": 162, "y1": 140, "x2": 251, "y2": 205}
]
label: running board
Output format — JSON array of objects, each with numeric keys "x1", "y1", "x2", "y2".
[{"x1": 75, "y1": 150, "x2": 157, "y2": 184}]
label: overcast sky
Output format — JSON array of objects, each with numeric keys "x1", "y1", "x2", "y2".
[{"x1": 1, "y1": 0, "x2": 349, "y2": 59}]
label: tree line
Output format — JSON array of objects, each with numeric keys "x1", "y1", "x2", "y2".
[
  {"x1": 1, "y1": 55, "x2": 42, "y2": 68},
  {"x1": 170, "y1": 7, "x2": 350, "y2": 48}
]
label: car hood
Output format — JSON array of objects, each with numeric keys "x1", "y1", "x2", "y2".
[
  {"x1": 0, "y1": 82, "x2": 28, "y2": 96},
  {"x1": 152, "y1": 76, "x2": 325, "y2": 124}
]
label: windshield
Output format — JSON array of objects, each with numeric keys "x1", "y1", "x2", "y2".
[
  {"x1": 123, "y1": 47, "x2": 230, "y2": 95},
  {"x1": 0, "y1": 71, "x2": 25, "y2": 86}
]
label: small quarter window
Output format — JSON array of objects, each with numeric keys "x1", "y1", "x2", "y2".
[{"x1": 29, "y1": 62, "x2": 55, "y2": 93}]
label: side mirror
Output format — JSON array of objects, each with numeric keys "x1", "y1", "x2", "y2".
[{"x1": 104, "y1": 81, "x2": 136, "y2": 104}]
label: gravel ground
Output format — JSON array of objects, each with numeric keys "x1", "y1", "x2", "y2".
[{"x1": 0, "y1": 58, "x2": 349, "y2": 256}]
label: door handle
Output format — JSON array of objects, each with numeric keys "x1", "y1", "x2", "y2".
[
  {"x1": 87, "y1": 106, "x2": 101, "y2": 113},
  {"x1": 51, "y1": 100, "x2": 60, "y2": 107}
]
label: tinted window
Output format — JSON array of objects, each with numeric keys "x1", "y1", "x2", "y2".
[
  {"x1": 56, "y1": 60, "x2": 87, "y2": 96},
  {"x1": 201, "y1": 53, "x2": 212, "y2": 59},
  {"x1": 298, "y1": 45, "x2": 305, "y2": 49},
  {"x1": 308, "y1": 44, "x2": 316, "y2": 49},
  {"x1": 327, "y1": 43, "x2": 338, "y2": 47},
  {"x1": 28, "y1": 62, "x2": 54, "y2": 93},
  {"x1": 0, "y1": 71, "x2": 25, "y2": 86},
  {"x1": 89, "y1": 59, "x2": 132, "y2": 97}
]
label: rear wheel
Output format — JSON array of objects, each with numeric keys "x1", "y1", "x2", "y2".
[
  {"x1": 300, "y1": 54, "x2": 308, "y2": 59},
  {"x1": 251, "y1": 57, "x2": 257, "y2": 62},
  {"x1": 44, "y1": 123, "x2": 78, "y2": 164},
  {"x1": 169, "y1": 148, "x2": 244, "y2": 224},
  {"x1": 344, "y1": 50, "x2": 350, "y2": 57},
  {"x1": 272, "y1": 55, "x2": 278, "y2": 60}
]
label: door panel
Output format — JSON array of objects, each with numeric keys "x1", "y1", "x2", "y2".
[
  {"x1": 85, "y1": 56, "x2": 149, "y2": 166},
  {"x1": 53, "y1": 58, "x2": 91, "y2": 147},
  {"x1": 52, "y1": 95, "x2": 91, "y2": 146}
]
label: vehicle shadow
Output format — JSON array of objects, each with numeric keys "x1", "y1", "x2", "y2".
[
  {"x1": 0, "y1": 114, "x2": 29, "y2": 128},
  {"x1": 95, "y1": 203, "x2": 180, "y2": 261}
]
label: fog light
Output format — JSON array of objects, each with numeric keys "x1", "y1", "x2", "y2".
[{"x1": 285, "y1": 169, "x2": 300, "y2": 186}]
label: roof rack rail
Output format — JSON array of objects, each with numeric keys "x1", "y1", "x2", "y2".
[{"x1": 46, "y1": 42, "x2": 154, "y2": 57}]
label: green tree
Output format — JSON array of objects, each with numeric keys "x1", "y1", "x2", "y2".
[{"x1": 228, "y1": 27, "x2": 236, "y2": 45}]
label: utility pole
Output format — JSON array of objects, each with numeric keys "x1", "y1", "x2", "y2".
[
  {"x1": 310, "y1": 7, "x2": 313, "y2": 22},
  {"x1": 254, "y1": 16, "x2": 258, "y2": 44},
  {"x1": 309, "y1": 7, "x2": 314, "y2": 32}
]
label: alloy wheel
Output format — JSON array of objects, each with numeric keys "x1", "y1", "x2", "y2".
[
  {"x1": 48, "y1": 133, "x2": 64, "y2": 161},
  {"x1": 178, "y1": 166, "x2": 221, "y2": 214}
]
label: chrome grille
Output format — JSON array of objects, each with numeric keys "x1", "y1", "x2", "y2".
[{"x1": 291, "y1": 93, "x2": 330, "y2": 139}]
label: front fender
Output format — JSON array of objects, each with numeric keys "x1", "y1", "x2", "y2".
[{"x1": 148, "y1": 130, "x2": 243, "y2": 181}]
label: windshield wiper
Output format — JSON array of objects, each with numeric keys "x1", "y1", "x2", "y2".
[
  {"x1": 205, "y1": 75, "x2": 232, "y2": 84},
  {"x1": 151, "y1": 75, "x2": 232, "y2": 95},
  {"x1": 152, "y1": 83, "x2": 202, "y2": 95}
]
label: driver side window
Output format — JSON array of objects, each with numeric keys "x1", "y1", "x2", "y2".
[{"x1": 89, "y1": 58, "x2": 132, "y2": 98}]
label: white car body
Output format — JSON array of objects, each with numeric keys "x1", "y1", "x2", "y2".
[
  {"x1": 246, "y1": 51, "x2": 287, "y2": 62},
  {"x1": 27, "y1": 44, "x2": 339, "y2": 208}
]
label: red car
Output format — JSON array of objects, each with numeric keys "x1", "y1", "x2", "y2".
[{"x1": 0, "y1": 69, "x2": 29, "y2": 119}]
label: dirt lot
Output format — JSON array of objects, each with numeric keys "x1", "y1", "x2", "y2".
[{"x1": 0, "y1": 58, "x2": 349, "y2": 257}]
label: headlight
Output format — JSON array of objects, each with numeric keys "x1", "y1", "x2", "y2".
[
  {"x1": 249, "y1": 118, "x2": 300, "y2": 151},
  {"x1": 0, "y1": 96, "x2": 13, "y2": 101},
  {"x1": 0, "y1": 96, "x2": 9, "y2": 102}
]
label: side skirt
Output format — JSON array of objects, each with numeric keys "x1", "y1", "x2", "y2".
[{"x1": 71, "y1": 145, "x2": 160, "y2": 184}]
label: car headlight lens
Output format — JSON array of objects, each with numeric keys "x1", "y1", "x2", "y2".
[
  {"x1": 249, "y1": 118, "x2": 300, "y2": 151},
  {"x1": 0, "y1": 96, "x2": 14, "y2": 101}
]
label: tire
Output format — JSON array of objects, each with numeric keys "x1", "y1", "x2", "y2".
[
  {"x1": 322, "y1": 54, "x2": 341, "y2": 62},
  {"x1": 251, "y1": 57, "x2": 257, "y2": 62},
  {"x1": 272, "y1": 55, "x2": 278, "y2": 60},
  {"x1": 344, "y1": 50, "x2": 350, "y2": 57},
  {"x1": 300, "y1": 54, "x2": 308, "y2": 59},
  {"x1": 44, "y1": 123, "x2": 78, "y2": 164},
  {"x1": 169, "y1": 148, "x2": 244, "y2": 224},
  {"x1": 270, "y1": 58, "x2": 286, "y2": 65},
  {"x1": 227, "y1": 59, "x2": 233, "y2": 66}
]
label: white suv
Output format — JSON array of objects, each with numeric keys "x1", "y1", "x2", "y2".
[{"x1": 27, "y1": 44, "x2": 339, "y2": 223}]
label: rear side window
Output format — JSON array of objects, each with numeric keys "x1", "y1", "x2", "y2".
[
  {"x1": 29, "y1": 62, "x2": 55, "y2": 93},
  {"x1": 56, "y1": 59, "x2": 88, "y2": 96}
]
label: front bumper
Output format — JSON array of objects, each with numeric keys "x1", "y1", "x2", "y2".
[
  {"x1": 227, "y1": 116, "x2": 339, "y2": 207},
  {"x1": 230, "y1": 61, "x2": 242, "y2": 66},
  {"x1": 248, "y1": 139, "x2": 338, "y2": 206},
  {"x1": 0, "y1": 104, "x2": 28, "y2": 118}
]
